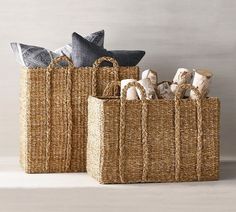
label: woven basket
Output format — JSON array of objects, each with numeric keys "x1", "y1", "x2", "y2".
[
  {"x1": 87, "y1": 82, "x2": 220, "y2": 184},
  {"x1": 19, "y1": 56, "x2": 139, "y2": 173}
]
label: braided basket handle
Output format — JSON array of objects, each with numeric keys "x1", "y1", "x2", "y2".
[
  {"x1": 45, "y1": 55, "x2": 73, "y2": 172},
  {"x1": 119, "y1": 82, "x2": 148, "y2": 183},
  {"x1": 93, "y1": 56, "x2": 119, "y2": 68},
  {"x1": 174, "y1": 84, "x2": 203, "y2": 181},
  {"x1": 121, "y1": 82, "x2": 147, "y2": 101},
  {"x1": 103, "y1": 81, "x2": 121, "y2": 97},
  {"x1": 48, "y1": 56, "x2": 74, "y2": 69},
  {"x1": 92, "y1": 57, "x2": 119, "y2": 96},
  {"x1": 175, "y1": 84, "x2": 202, "y2": 100}
]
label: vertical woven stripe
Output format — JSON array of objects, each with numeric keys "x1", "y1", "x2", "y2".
[
  {"x1": 92, "y1": 57, "x2": 119, "y2": 96},
  {"x1": 45, "y1": 68, "x2": 51, "y2": 172},
  {"x1": 120, "y1": 82, "x2": 148, "y2": 183},
  {"x1": 45, "y1": 56, "x2": 74, "y2": 172},
  {"x1": 65, "y1": 68, "x2": 73, "y2": 171},
  {"x1": 175, "y1": 84, "x2": 203, "y2": 181}
]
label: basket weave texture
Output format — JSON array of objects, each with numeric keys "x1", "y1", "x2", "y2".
[
  {"x1": 87, "y1": 82, "x2": 220, "y2": 184},
  {"x1": 20, "y1": 56, "x2": 139, "y2": 173}
]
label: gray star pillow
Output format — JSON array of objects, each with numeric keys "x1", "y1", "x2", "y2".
[
  {"x1": 11, "y1": 30, "x2": 105, "y2": 68},
  {"x1": 71, "y1": 32, "x2": 145, "y2": 67},
  {"x1": 54, "y1": 30, "x2": 104, "y2": 58}
]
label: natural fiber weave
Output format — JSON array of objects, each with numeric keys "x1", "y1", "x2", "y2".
[
  {"x1": 19, "y1": 56, "x2": 139, "y2": 173},
  {"x1": 87, "y1": 82, "x2": 220, "y2": 184}
]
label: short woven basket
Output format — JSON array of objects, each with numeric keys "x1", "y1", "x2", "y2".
[
  {"x1": 20, "y1": 56, "x2": 139, "y2": 173},
  {"x1": 87, "y1": 82, "x2": 220, "y2": 184}
]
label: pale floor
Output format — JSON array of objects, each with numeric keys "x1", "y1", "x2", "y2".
[{"x1": 0, "y1": 157, "x2": 235, "y2": 212}]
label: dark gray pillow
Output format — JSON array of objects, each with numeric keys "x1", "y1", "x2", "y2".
[
  {"x1": 11, "y1": 30, "x2": 105, "y2": 68},
  {"x1": 54, "y1": 30, "x2": 104, "y2": 58},
  {"x1": 111, "y1": 50, "x2": 146, "y2": 67},
  {"x1": 72, "y1": 32, "x2": 145, "y2": 67}
]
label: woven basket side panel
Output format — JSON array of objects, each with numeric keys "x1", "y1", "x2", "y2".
[
  {"x1": 147, "y1": 101, "x2": 175, "y2": 182},
  {"x1": 27, "y1": 69, "x2": 48, "y2": 173},
  {"x1": 99, "y1": 98, "x2": 220, "y2": 183},
  {"x1": 101, "y1": 100, "x2": 176, "y2": 183},
  {"x1": 100, "y1": 100, "x2": 120, "y2": 183},
  {"x1": 70, "y1": 67, "x2": 139, "y2": 172},
  {"x1": 49, "y1": 69, "x2": 69, "y2": 172},
  {"x1": 96, "y1": 67, "x2": 139, "y2": 96},
  {"x1": 70, "y1": 69, "x2": 94, "y2": 172},
  {"x1": 19, "y1": 69, "x2": 29, "y2": 170},
  {"x1": 20, "y1": 66, "x2": 139, "y2": 173},
  {"x1": 200, "y1": 98, "x2": 220, "y2": 180},
  {"x1": 101, "y1": 101, "x2": 144, "y2": 183},
  {"x1": 122, "y1": 102, "x2": 144, "y2": 182},
  {"x1": 178, "y1": 98, "x2": 220, "y2": 181},
  {"x1": 87, "y1": 97, "x2": 104, "y2": 182},
  {"x1": 179, "y1": 100, "x2": 198, "y2": 181}
]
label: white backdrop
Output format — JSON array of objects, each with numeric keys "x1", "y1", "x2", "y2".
[{"x1": 0, "y1": 0, "x2": 235, "y2": 159}]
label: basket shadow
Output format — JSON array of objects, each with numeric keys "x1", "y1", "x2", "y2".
[{"x1": 220, "y1": 161, "x2": 236, "y2": 180}]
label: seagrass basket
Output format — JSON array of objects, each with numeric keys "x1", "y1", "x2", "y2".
[
  {"x1": 87, "y1": 82, "x2": 220, "y2": 184},
  {"x1": 19, "y1": 56, "x2": 139, "y2": 173}
]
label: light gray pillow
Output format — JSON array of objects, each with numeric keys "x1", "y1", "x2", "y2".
[
  {"x1": 11, "y1": 30, "x2": 105, "y2": 68},
  {"x1": 10, "y1": 43, "x2": 58, "y2": 68}
]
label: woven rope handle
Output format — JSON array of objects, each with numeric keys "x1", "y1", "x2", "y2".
[
  {"x1": 65, "y1": 69, "x2": 73, "y2": 171},
  {"x1": 119, "y1": 82, "x2": 148, "y2": 183},
  {"x1": 92, "y1": 57, "x2": 119, "y2": 96},
  {"x1": 103, "y1": 81, "x2": 121, "y2": 97},
  {"x1": 174, "y1": 84, "x2": 203, "y2": 181},
  {"x1": 121, "y1": 81, "x2": 147, "y2": 101},
  {"x1": 48, "y1": 56, "x2": 74, "y2": 69},
  {"x1": 45, "y1": 68, "x2": 51, "y2": 172},
  {"x1": 93, "y1": 56, "x2": 119, "y2": 68},
  {"x1": 45, "y1": 63, "x2": 73, "y2": 172},
  {"x1": 175, "y1": 84, "x2": 202, "y2": 101}
]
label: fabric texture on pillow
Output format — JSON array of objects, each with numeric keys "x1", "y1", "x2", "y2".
[
  {"x1": 10, "y1": 43, "x2": 58, "y2": 68},
  {"x1": 72, "y1": 32, "x2": 112, "y2": 67},
  {"x1": 72, "y1": 32, "x2": 145, "y2": 67},
  {"x1": 110, "y1": 50, "x2": 146, "y2": 67},
  {"x1": 10, "y1": 30, "x2": 105, "y2": 68},
  {"x1": 54, "y1": 30, "x2": 104, "y2": 58}
]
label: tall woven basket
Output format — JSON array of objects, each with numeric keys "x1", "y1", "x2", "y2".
[
  {"x1": 87, "y1": 82, "x2": 220, "y2": 184},
  {"x1": 19, "y1": 56, "x2": 139, "y2": 173}
]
